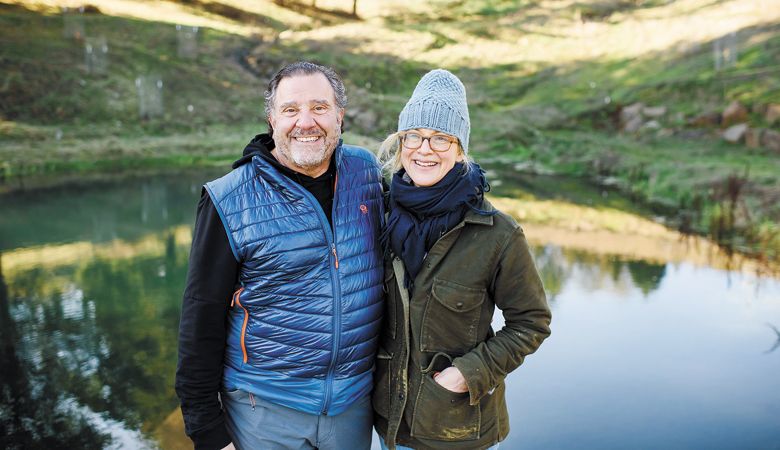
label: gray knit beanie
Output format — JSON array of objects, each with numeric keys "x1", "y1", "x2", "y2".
[{"x1": 398, "y1": 69, "x2": 470, "y2": 153}]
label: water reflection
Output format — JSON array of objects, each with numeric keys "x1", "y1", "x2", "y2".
[
  {"x1": 1, "y1": 171, "x2": 217, "y2": 449},
  {"x1": 1, "y1": 264, "x2": 111, "y2": 448},
  {"x1": 767, "y1": 324, "x2": 780, "y2": 354},
  {"x1": 533, "y1": 246, "x2": 667, "y2": 300},
  {"x1": 0, "y1": 171, "x2": 214, "y2": 251},
  {"x1": 1, "y1": 233, "x2": 186, "y2": 448},
  {"x1": 501, "y1": 261, "x2": 780, "y2": 450},
  {"x1": 1, "y1": 170, "x2": 779, "y2": 449}
]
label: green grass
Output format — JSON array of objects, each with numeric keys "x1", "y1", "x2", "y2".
[
  {"x1": 0, "y1": 4, "x2": 266, "y2": 135},
  {"x1": 1, "y1": 0, "x2": 779, "y2": 259}
]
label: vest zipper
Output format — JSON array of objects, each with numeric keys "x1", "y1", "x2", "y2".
[
  {"x1": 279, "y1": 156, "x2": 342, "y2": 414},
  {"x1": 322, "y1": 171, "x2": 341, "y2": 415}
]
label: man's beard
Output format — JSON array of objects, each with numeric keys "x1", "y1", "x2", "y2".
[{"x1": 273, "y1": 125, "x2": 341, "y2": 171}]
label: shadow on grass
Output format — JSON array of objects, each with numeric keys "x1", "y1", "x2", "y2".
[{"x1": 170, "y1": 0, "x2": 287, "y2": 30}]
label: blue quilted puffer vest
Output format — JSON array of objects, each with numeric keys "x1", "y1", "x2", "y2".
[{"x1": 204, "y1": 144, "x2": 385, "y2": 416}]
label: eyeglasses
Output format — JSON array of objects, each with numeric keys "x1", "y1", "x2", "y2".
[{"x1": 401, "y1": 132, "x2": 456, "y2": 152}]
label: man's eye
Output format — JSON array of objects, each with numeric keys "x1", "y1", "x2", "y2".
[
  {"x1": 314, "y1": 105, "x2": 328, "y2": 112},
  {"x1": 282, "y1": 108, "x2": 297, "y2": 114}
]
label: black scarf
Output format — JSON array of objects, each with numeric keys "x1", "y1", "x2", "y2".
[{"x1": 381, "y1": 162, "x2": 494, "y2": 290}]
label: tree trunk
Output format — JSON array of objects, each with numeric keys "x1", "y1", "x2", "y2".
[{"x1": 352, "y1": 0, "x2": 358, "y2": 16}]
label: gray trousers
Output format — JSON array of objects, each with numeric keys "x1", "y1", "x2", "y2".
[{"x1": 222, "y1": 389, "x2": 373, "y2": 450}]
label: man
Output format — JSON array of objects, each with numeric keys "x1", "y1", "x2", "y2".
[{"x1": 175, "y1": 61, "x2": 384, "y2": 450}]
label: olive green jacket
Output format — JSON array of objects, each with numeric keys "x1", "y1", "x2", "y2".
[{"x1": 373, "y1": 200, "x2": 552, "y2": 450}]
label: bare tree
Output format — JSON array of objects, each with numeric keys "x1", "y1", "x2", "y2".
[{"x1": 352, "y1": 0, "x2": 358, "y2": 16}]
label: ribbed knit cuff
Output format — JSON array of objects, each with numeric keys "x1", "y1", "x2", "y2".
[{"x1": 193, "y1": 422, "x2": 232, "y2": 450}]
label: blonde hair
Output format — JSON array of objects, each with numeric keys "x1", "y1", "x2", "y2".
[{"x1": 377, "y1": 131, "x2": 472, "y2": 178}]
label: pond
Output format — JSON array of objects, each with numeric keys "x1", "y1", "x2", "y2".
[{"x1": 1, "y1": 167, "x2": 778, "y2": 449}]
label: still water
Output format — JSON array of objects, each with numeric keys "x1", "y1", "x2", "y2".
[{"x1": 1, "y1": 169, "x2": 779, "y2": 449}]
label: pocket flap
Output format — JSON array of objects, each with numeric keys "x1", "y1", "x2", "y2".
[
  {"x1": 431, "y1": 278, "x2": 485, "y2": 313},
  {"x1": 377, "y1": 346, "x2": 393, "y2": 360}
]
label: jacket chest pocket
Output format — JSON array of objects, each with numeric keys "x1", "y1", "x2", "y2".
[{"x1": 420, "y1": 278, "x2": 486, "y2": 355}]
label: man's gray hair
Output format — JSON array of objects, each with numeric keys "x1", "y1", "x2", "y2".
[{"x1": 264, "y1": 61, "x2": 348, "y2": 120}]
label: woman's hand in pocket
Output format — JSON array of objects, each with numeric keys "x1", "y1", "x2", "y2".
[{"x1": 433, "y1": 366, "x2": 469, "y2": 393}]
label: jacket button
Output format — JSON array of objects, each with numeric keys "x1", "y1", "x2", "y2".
[
  {"x1": 456, "y1": 302, "x2": 463, "y2": 308},
  {"x1": 399, "y1": 393, "x2": 404, "y2": 400}
]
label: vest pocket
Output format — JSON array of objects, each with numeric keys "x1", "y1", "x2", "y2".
[
  {"x1": 372, "y1": 347, "x2": 393, "y2": 419},
  {"x1": 421, "y1": 278, "x2": 485, "y2": 354},
  {"x1": 411, "y1": 363, "x2": 481, "y2": 441},
  {"x1": 231, "y1": 287, "x2": 249, "y2": 363}
]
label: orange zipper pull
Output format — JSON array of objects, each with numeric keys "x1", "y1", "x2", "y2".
[
  {"x1": 332, "y1": 244, "x2": 339, "y2": 269},
  {"x1": 231, "y1": 287, "x2": 243, "y2": 307}
]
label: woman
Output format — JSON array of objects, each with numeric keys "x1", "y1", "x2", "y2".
[{"x1": 373, "y1": 69, "x2": 552, "y2": 450}]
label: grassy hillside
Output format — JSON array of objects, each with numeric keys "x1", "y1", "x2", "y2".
[{"x1": 1, "y1": 0, "x2": 779, "y2": 258}]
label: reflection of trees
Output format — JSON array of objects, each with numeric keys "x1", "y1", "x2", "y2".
[
  {"x1": 532, "y1": 245, "x2": 569, "y2": 301},
  {"x1": 766, "y1": 324, "x2": 780, "y2": 354},
  {"x1": 0, "y1": 257, "x2": 109, "y2": 449},
  {"x1": 1, "y1": 231, "x2": 189, "y2": 446},
  {"x1": 74, "y1": 231, "x2": 186, "y2": 433},
  {"x1": 625, "y1": 260, "x2": 666, "y2": 296},
  {"x1": 562, "y1": 249, "x2": 628, "y2": 294},
  {"x1": 530, "y1": 245, "x2": 668, "y2": 298}
]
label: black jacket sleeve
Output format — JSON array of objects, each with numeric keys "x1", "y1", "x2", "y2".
[{"x1": 175, "y1": 190, "x2": 239, "y2": 450}]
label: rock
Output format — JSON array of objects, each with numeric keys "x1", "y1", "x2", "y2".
[
  {"x1": 358, "y1": 109, "x2": 379, "y2": 130},
  {"x1": 765, "y1": 104, "x2": 780, "y2": 125},
  {"x1": 623, "y1": 115, "x2": 643, "y2": 133},
  {"x1": 762, "y1": 129, "x2": 780, "y2": 153},
  {"x1": 641, "y1": 120, "x2": 661, "y2": 130},
  {"x1": 344, "y1": 103, "x2": 379, "y2": 132},
  {"x1": 688, "y1": 112, "x2": 720, "y2": 127},
  {"x1": 752, "y1": 104, "x2": 767, "y2": 115},
  {"x1": 675, "y1": 129, "x2": 710, "y2": 139},
  {"x1": 721, "y1": 101, "x2": 748, "y2": 127},
  {"x1": 620, "y1": 102, "x2": 644, "y2": 124},
  {"x1": 642, "y1": 106, "x2": 667, "y2": 118},
  {"x1": 745, "y1": 128, "x2": 763, "y2": 148},
  {"x1": 722, "y1": 123, "x2": 748, "y2": 143},
  {"x1": 516, "y1": 105, "x2": 566, "y2": 128}
]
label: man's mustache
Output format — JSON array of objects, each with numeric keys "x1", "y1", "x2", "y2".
[{"x1": 290, "y1": 127, "x2": 325, "y2": 137}]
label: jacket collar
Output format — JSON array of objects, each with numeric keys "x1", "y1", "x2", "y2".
[{"x1": 462, "y1": 198, "x2": 495, "y2": 226}]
